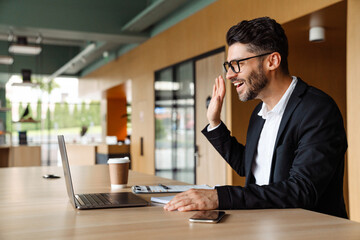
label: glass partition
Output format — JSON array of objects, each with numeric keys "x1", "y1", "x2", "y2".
[{"x1": 154, "y1": 61, "x2": 195, "y2": 184}]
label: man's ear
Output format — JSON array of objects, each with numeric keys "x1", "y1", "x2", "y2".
[{"x1": 266, "y1": 52, "x2": 281, "y2": 71}]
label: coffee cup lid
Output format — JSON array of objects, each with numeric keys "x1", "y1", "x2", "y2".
[{"x1": 107, "y1": 157, "x2": 130, "y2": 164}]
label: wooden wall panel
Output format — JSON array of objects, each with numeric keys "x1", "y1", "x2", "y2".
[
  {"x1": 347, "y1": 0, "x2": 360, "y2": 222},
  {"x1": 81, "y1": 0, "x2": 343, "y2": 177}
]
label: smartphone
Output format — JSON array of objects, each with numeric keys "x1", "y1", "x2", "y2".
[{"x1": 189, "y1": 210, "x2": 225, "y2": 223}]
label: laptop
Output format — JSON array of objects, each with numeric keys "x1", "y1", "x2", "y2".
[{"x1": 58, "y1": 135, "x2": 148, "y2": 210}]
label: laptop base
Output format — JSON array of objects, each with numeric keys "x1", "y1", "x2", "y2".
[{"x1": 75, "y1": 192, "x2": 148, "y2": 209}]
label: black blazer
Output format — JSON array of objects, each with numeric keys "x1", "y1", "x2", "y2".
[{"x1": 202, "y1": 78, "x2": 348, "y2": 218}]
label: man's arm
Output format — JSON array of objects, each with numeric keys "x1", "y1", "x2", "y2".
[
  {"x1": 202, "y1": 122, "x2": 246, "y2": 176},
  {"x1": 203, "y1": 75, "x2": 247, "y2": 175}
]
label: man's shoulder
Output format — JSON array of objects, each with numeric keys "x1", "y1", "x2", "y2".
[
  {"x1": 275, "y1": 77, "x2": 334, "y2": 110},
  {"x1": 305, "y1": 85, "x2": 332, "y2": 99},
  {"x1": 293, "y1": 79, "x2": 342, "y2": 122},
  {"x1": 300, "y1": 83, "x2": 337, "y2": 109}
]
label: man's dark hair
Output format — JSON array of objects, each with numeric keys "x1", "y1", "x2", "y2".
[{"x1": 226, "y1": 17, "x2": 289, "y2": 74}]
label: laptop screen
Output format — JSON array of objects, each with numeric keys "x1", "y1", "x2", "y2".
[{"x1": 58, "y1": 135, "x2": 77, "y2": 208}]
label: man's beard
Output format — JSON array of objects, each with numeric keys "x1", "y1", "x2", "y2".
[{"x1": 238, "y1": 63, "x2": 268, "y2": 102}]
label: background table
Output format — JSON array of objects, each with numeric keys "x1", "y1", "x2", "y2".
[{"x1": 1, "y1": 165, "x2": 360, "y2": 239}]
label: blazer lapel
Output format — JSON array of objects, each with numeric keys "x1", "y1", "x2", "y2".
[
  {"x1": 245, "y1": 114, "x2": 265, "y2": 185},
  {"x1": 269, "y1": 78, "x2": 308, "y2": 182}
]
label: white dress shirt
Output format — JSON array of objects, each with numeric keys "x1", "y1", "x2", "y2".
[{"x1": 252, "y1": 77, "x2": 297, "y2": 185}]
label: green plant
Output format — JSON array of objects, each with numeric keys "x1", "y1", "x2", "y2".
[{"x1": 33, "y1": 77, "x2": 60, "y2": 94}]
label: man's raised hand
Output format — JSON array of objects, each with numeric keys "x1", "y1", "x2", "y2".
[{"x1": 207, "y1": 75, "x2": 226, "y2": 128}]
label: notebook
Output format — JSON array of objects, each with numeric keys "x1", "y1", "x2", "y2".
[
  {"x1": 58, "y1": 135, "x2": 148, "y2": 210},
  {"x1": 150, "y1": 195, "x2": 175, "y2": 204}
]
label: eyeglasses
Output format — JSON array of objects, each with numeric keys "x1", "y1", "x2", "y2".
[{"x1": 223, "y1": 52, "x2": 273, "y2": 73}]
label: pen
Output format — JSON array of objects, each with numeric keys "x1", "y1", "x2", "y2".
[{"x1": 158, "y1": 183, "x2": 170, "y2": 189}]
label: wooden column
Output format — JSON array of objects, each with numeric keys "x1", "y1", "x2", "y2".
[{"x1": 347, "y1": 0, "x2": 360, "y2": 222}]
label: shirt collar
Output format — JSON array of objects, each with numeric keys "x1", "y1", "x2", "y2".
[{"x1": 258, "y1": 76, "x2": 298, "y2": 119}]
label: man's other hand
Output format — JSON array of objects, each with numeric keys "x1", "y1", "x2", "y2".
[{"x1": 163, "y1": 189, "x2": 219, "y2": 212}]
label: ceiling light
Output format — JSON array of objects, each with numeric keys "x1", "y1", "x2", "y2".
[
  {"x1": 8, "y1": 36, "x2": 42, "y2": 55},
  {"x1": 309, "y1": 26, "x2": 325, "y2": 42},
  {"x1": 0, "y1": 55, "x2": 14, "y2": 65},
  {"x1": 9, "y1": 44, "x2": 42, "y2": 55}
]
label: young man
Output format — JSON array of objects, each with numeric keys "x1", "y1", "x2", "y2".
[{"x1": 164, "y1": 17, "x2": 348, "y2": 219}]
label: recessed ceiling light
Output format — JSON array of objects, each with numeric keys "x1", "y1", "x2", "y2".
[
  {"x1": 8, "y1": 36, "x2": 42, "y2": 55},
  {"x1": 0, "y1": 55, "x2": 14, "y2": 65},
  {"x1": 9, "y1": 44, "x2": 42, "y2": 55}
]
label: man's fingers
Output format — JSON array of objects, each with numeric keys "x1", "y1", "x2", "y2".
[
  {"x1": 164, "y1": 190, "x2": 196, "y2": 210},
  {"x1": 164, "y1": 189, "x2": 218, "y2": 212},
  {"x1": 216, "y1": 77, "x2": 221, "y2": 95},
  {"x1": 166, "y1": 193, "x2": 198, "y2": 212},
  {"x1": 172, "y1": 197, "x2": 191, "y2": 207},
  {"x1": 164, "y1": 193, "x2": 189, "y2": 211},
  {"x1": 212, "y1": 82, "x2": 216, "y2": 98},
  {"x1": 211, "y1": 76, "x2": 226, "y2": 101},
  {"x1": 178, "y1": 204, "x2": 197, "y2": 212},
  {"x1": 165, "y1": 200, "x2": 196, "y2": 212},
  {"x1": 218, "y1": 75, "x2": 226, "y2": 98},
  {"x1": 215, "y1": 76, "x2": 220, "y2": 90}
]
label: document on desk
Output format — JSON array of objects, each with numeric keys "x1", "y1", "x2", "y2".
[{"x1": 132, "y1": 184, "x2": 213, "y2": 194}]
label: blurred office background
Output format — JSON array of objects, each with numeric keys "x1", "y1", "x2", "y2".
[{"x1": 0, "y1": 0, "x2": 360, "y2": 222}]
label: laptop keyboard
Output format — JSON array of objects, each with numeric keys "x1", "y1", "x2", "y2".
[{"x1": 76, "y1": 193, "x2": 115, "y2": 206}]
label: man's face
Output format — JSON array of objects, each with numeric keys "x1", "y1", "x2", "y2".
[{"x1": 226, "y1": 43, "x2": 269, "y2": 102}]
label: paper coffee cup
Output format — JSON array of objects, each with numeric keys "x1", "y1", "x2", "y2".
[{"x1": 107, "y1": 157, "x2": 130, "y2": 189}]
